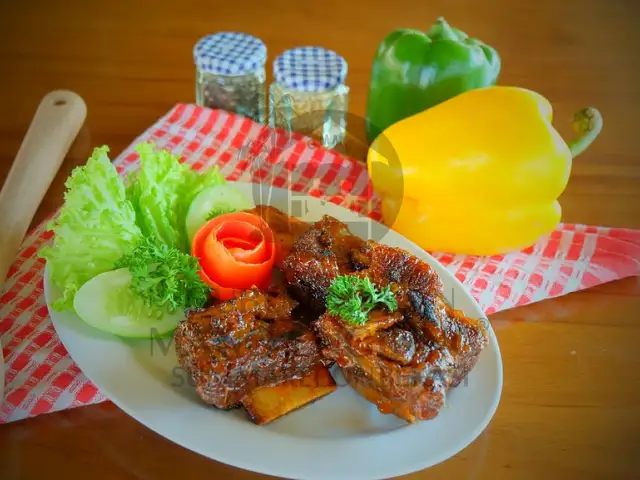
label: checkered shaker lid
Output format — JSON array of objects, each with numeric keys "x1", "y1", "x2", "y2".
[
  {"x1": 273, "y1": 46, "x2": 348, "y2": 92},
  {"x1": 193, "y1": 32, "x2": 267, "y2": 76}
]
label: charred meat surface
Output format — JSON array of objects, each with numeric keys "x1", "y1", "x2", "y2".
[
  {"x1": 174, "y1": 284, "x2": 326, "y2": 409},
  {"x1": 282, "y1": 215, "x2": 366, "y2": 314},
  {"x1": 284, "y1": 215, "x2": 490, "y2": 423},
  {"x1": 316, "y1": 309, "x2": 453, "y2": 423}
]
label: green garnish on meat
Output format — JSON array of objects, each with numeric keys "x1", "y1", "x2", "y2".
[{"x1": 325, "y1": 275, "x2": 398, "y2": 325}]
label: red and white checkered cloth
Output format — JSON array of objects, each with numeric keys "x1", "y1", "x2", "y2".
[{"x1": 1, "y1": 104, "x2": 639, "y2": 424}]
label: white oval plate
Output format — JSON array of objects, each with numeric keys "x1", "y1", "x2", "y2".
[{"x1": 45, "y1": 182, "x2": 503, "y2": 480}]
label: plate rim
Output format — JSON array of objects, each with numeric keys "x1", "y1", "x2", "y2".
[{"x1": 45, "y1": 181, "x2": 503, "y2": 480}]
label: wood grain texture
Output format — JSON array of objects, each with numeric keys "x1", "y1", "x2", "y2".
[
  {"x1": 0, "y1": 90, "x2": 86, "y2": 285},
  {"x1": 0, "y1": 0, "x2": 639, "y2": 479}
]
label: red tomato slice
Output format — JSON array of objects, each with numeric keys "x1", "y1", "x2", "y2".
[
  {"x1": 221, "y1": 237, "x2": 257, "y2": 252},
  {"x1": 191, "y1": 212, "x2": 276, "y2": 299},
  {"x1": 213, "y1": 221, "x2": 266, "y2": 263},
  {"x1": 196, "y1": 267, "x2": 244, "y2": 301},
  {"x1": 202, "y1": 230, "x2": 274, "y2": 289},
  {"x1": 191, "y1": 212, "x2": 267, "y2": 259}
]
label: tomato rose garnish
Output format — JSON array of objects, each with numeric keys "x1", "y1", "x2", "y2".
[{"x1": 191, "y1": 212, "x2": 276, "y2": 300}]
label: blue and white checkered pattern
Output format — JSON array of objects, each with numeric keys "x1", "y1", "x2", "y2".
[
  {"x1": 273, "y1": 46, "x2": 348, "y2": 92},
  {"x1": 194, "y1": 32, "x2": 267, "y2": 76}
]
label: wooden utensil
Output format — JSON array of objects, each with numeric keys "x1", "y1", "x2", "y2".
[
  {"x1": 0, "y1": 90, "x2": 87, "y2": 286},
  {"x1": 0, "y1": 90, "x2": 85, "y2": 407}
]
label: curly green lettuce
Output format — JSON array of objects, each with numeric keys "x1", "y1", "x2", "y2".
[
  {"x1": 40, "y1": 146, "x2": 142, "y2": 311},
  {"x1": 126, "y1": 142, "x2": 226, "y2": 253}
]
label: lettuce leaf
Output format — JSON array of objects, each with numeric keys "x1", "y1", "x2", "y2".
[
  {"x1": 41, "y1": 142, "x2": 225, "y2": 312},
  {"x1": 40, "y1": 146, "x2": 142, "y2": 311},
  {"x1": 126, "y1": 143, "x2": 226, "y2": 253}
]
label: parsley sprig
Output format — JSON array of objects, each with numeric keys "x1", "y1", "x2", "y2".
[
  {"x1": 325, "y1": 275, "x2": 398, "y2": 325},
  {"x1": 114, "y1": 236, "x2": 210, "y2": 313}
]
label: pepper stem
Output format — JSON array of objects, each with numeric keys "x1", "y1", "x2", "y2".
[
  {"x1": 427, "y1": 17, "x2": 462, "y2": 42},
  {"x1": 567, "y1": 107, "x2": 603, "y2": 159}
]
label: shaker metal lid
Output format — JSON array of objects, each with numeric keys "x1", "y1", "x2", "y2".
[
  {"x1": 273, "y1": 46, "x2": 348, "y2": 92},
  {"x1": 194, "y1": 32, "x2": 267, "y2": 76}
]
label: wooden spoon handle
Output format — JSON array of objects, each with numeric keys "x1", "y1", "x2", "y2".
[{"x1": 0, "y1": 90, "x2": 87, "y2": 285}]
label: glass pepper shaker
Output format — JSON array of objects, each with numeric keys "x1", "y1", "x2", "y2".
[
  {"x1": 269, "y1": 46, "x2": 349, "y2": 149},
  {"x1": 193, "y1": 32, "x2": 267, "y2": 124}
]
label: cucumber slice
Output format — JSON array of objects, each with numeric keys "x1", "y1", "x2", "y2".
[
  {"x1": 73, "y1": 268, "x2": 185, "y2": 339},
  {"x1": 185, "y1": 184, "x2": 255, "y2": 245}
]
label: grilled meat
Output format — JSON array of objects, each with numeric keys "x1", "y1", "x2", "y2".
[
  {"x1": 316, "y1": 301, "x2": 488, "y2": 422},
  {"x1": 283, "y1": 215, "x2": 490, "y2": 423},
  {"x1": 177, "y1": 206, "x2": 489, "y2": 423},
  {"x1": 282, "y1": 215, "x2": 366, "y2": 313},
  {"x1": 174, "y1": 283, "x2": 326, "y2": 409}
]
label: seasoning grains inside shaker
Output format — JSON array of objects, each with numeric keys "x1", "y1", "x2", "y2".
[
  {"x1": 270, "y1": 46, "x2": 349, "y2": 149},
  {"x1": 193, "y1": 32, "x2": 267, "y2": 124}
]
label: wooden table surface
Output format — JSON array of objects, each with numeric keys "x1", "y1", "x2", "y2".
[{"x1": 1, "y1": 0, "x2": 639, "y2": 478}]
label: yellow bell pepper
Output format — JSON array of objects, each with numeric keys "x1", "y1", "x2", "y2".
[{"x1": 367, "y1": 86, "x2": 603, "y2": 256}]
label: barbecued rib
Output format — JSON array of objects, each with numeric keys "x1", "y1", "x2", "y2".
[
  {"x1": 174, "y1": 283, "x2": 326, "y2": 409},
  {"x1": 282, "y1": 215, "x2": 490, "y2": 423},
  {"x1": 282, "y1": 215, "x2": 366, "y2": 313}
]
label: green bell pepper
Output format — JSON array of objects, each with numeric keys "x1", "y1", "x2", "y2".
[{"x1": 365, "y1": 17, "x2": 501, "y2": 143}]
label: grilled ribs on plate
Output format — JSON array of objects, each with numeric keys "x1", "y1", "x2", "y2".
[
  {"x1": 282, "y1": 214, "x2": 490, "y2": 423},
  {"x1": 282, "y1": 214, "x2": 366, "y2": 314},
  {"x1": 174, "y1": 282, "x2": 326, "y2": 409}
]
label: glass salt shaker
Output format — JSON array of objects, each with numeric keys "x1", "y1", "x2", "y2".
[
  {"x1": 269, "y1": 47, "x2": 349, "y2": 149},
  {"x1": 193, "y1": 32, "x2": 267, "y2": 124}
]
